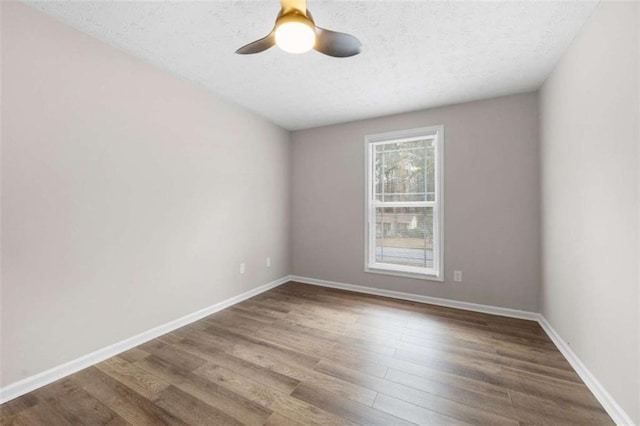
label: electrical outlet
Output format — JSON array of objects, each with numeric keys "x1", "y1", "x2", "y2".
[
  {"x1": 240, "y1": 263, "x2": 246, "y2": 274},
  {"x1": 266, "y1": 257, "x2": 272, "y2": 268},
  {"x1": 453, "y1": 270, "x2": 462, "y2": 282}
]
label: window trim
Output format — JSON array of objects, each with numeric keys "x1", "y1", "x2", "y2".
[{"x1": 364, "y1": 125, "x2": 445, "y2": 282}]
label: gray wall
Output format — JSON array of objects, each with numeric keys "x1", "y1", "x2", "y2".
[
  {"x1": 291, "y1": 93, "x2": 540, "y2": 311},
  {"x1": 539, "y1": 1, "x2": 639, "y2": 423},
  {"x1": 1, "y1": 3, "x2": 290, "y2": 387}
]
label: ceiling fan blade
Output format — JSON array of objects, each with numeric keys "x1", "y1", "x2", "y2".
[
  {"x1": 235, "y1": 31, "x2": 276, "y2": 54},
  {"x1": 314, "y1": 27, "x2": 362, "y2": 57}
]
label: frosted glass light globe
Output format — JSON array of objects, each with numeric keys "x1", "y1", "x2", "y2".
[{"x1": 275, "y1": 20, "x2": 315, "y2": 54}]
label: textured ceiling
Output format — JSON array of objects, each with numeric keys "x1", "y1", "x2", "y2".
[{"x1": 28, "y1": 0, "x2": 598, "y2": 130}]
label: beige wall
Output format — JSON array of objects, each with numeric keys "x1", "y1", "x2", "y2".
[
  {"x1": 291, "y1": 93, "x2": 541, "y2": 311},
  {"x1": 0, "y1": 3, "x2": 290, "y2": 387},
  {"x1": 540, "y1": 1, "x2": 639, "y2": 423}
]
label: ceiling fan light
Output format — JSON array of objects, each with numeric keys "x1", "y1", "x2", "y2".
[{"x1": 275, "y1": 15, "x2": 315, "y2": 54}]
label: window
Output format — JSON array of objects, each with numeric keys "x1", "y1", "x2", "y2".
[{"x1": 365, "y1": 126, "x2": 444, "y2": 281}]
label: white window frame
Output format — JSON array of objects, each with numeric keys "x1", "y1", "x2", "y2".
[{"x1": 364, "y1": 125, "x2": 444, "y2": 281}]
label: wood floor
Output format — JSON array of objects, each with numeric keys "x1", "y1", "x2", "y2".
[{"x1": 1, "y1": 282, "x2": 613, "y2": 425}]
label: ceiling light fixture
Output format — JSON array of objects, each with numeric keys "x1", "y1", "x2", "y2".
[
  {"x1": 274, "y1": 13, "x2": 316, "y2": 54},
  {"x1": 236, "y1": 0, "x2": 361, "y2": 58}
]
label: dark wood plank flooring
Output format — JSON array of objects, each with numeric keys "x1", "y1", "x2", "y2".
[{"x1": 1, "y1": 282, "x2": 613, "y2": 425}]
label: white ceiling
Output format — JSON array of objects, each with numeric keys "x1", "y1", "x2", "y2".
[{"x1": 28, "y1": 0, "x2": 598, "y2": 131}]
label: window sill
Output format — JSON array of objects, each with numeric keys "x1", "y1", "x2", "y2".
[{"x1": 365, "y1": 265, "x2": 444, "y2": 282}]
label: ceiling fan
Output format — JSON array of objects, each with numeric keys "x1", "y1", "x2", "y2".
[{"x1": 235, "y1": 0, "x2": 362, "y2": 57}]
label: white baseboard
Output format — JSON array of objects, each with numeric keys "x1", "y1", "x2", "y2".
[
  {"x1": 538, "y1": 316, "x2": 636, "y2": 426},
  {"x1": 290, "y1": 275, "x2": 539, "y2": 321},
  {"x1": 0, "y1": 275, "x2": 290, "y2": 404}
]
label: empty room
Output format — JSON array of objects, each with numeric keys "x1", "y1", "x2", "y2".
[{"x1": 1, "y1": 0, "x2": 639, "y2": 425}]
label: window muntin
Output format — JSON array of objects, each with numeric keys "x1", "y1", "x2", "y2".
[{"x1": 365, "y1": 127, "x2": 443, "y2": 280}]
